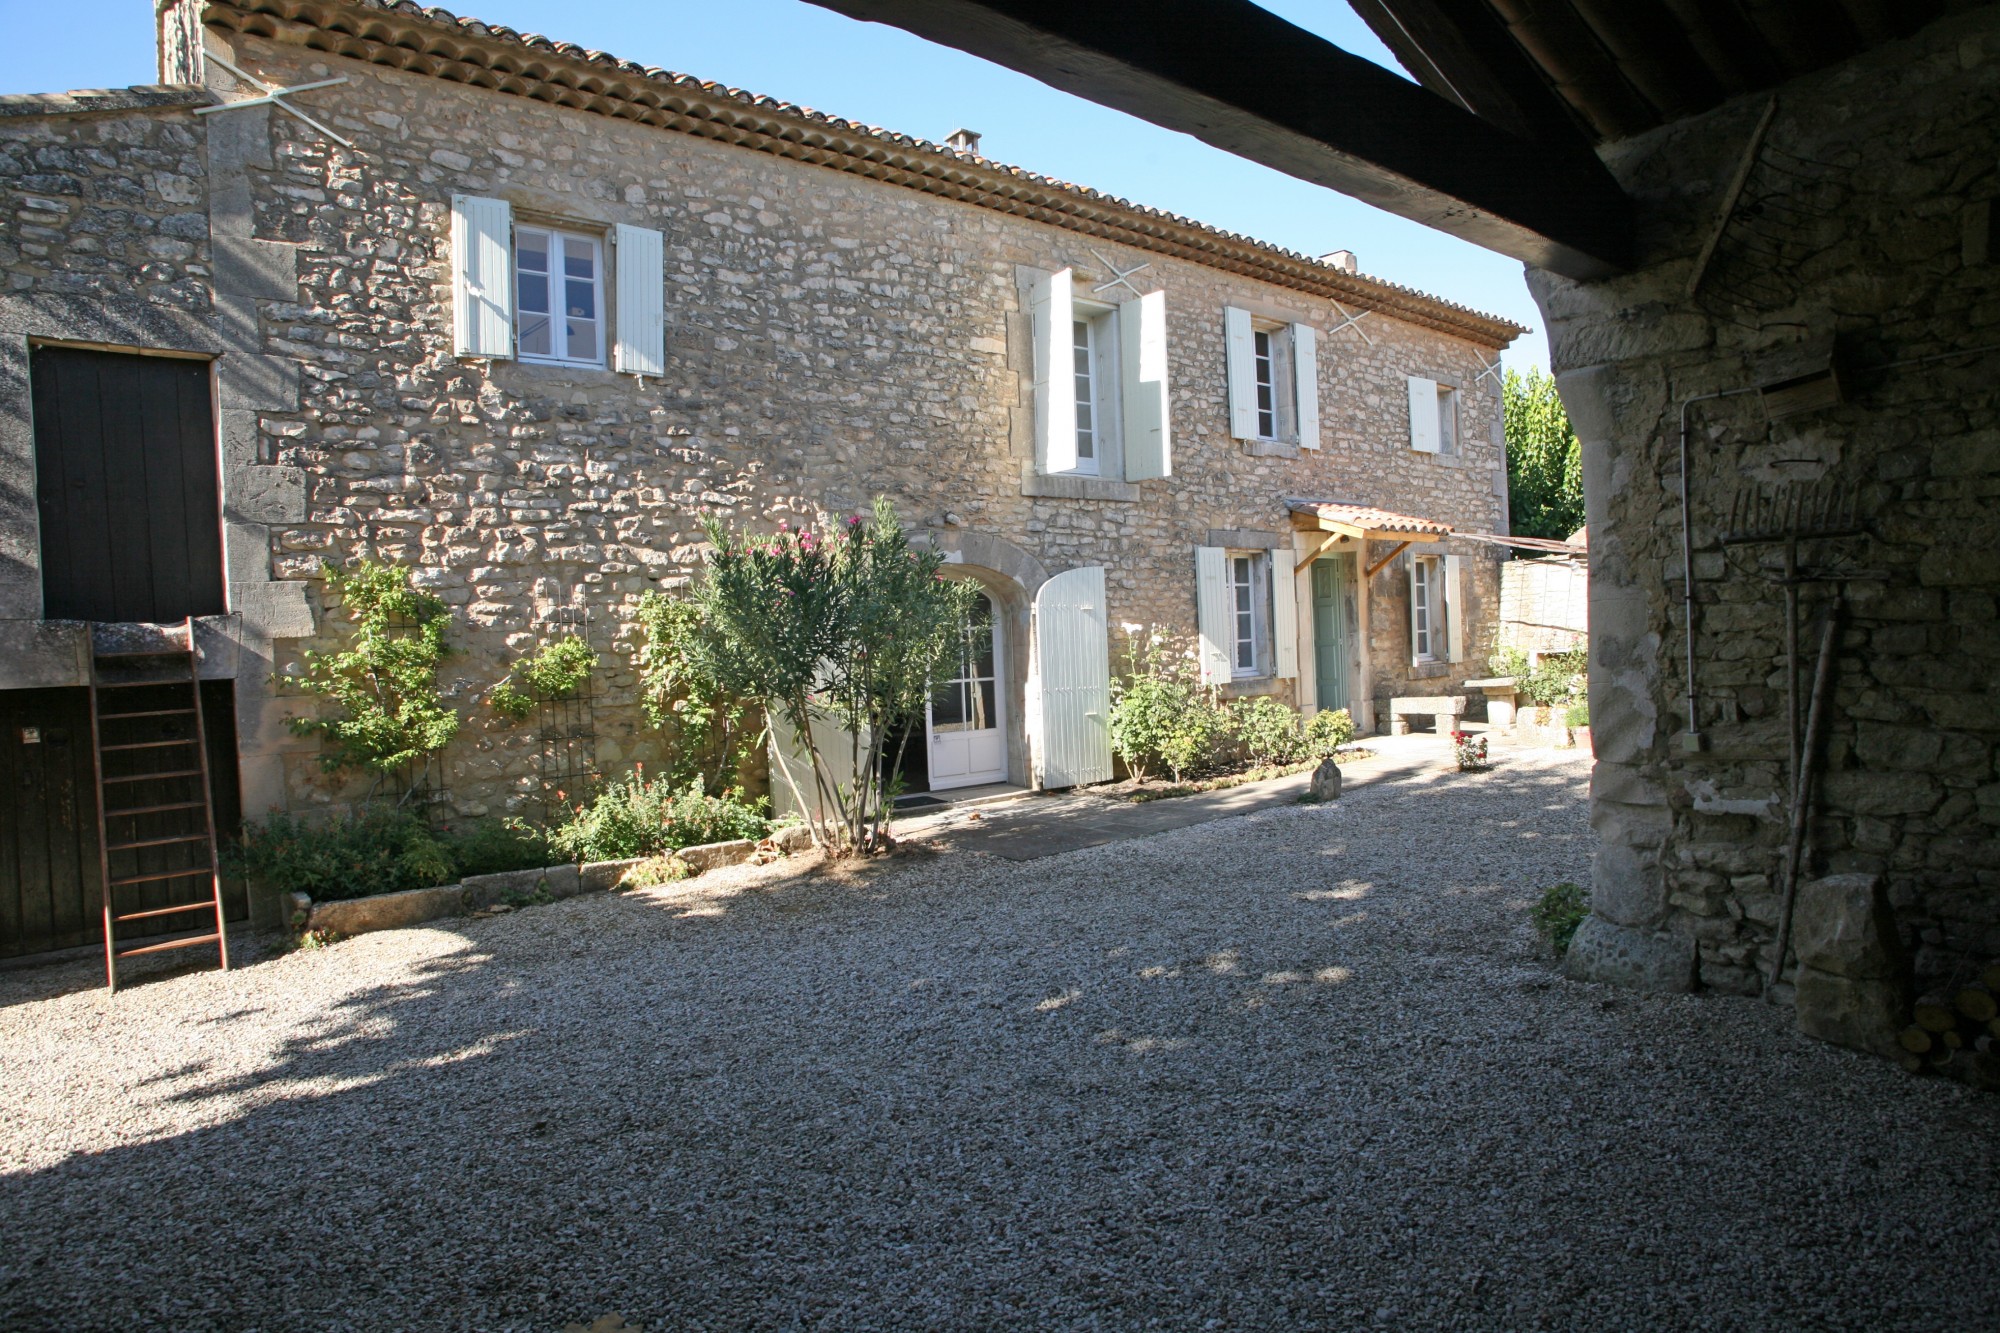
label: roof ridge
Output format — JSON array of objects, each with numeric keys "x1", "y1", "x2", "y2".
[{"x1": 201, "y1": 0, "x2": 1526, "y2": 345}]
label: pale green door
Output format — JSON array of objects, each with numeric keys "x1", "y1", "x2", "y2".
[{"x1": 1312, "y1": 555, "x2": 1356, "y2": 715}]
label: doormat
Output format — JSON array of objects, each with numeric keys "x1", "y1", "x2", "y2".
[{"x1": 894, "y1": 794, "x2": 946, "y2": 809}]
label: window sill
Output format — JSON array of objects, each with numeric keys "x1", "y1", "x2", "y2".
[
  {"x1": 1242, "y1": 437, "x2": 1299, "y2": 459},
  {"x1": 1409, "y1": 660, "x2": 1453, "y2": 679},
  {"x1": 1020, "y1": 467, "x2": 1140, "y2": 502},
  {"x1": 1219, "y1": 676, "x2": 1282, "y2": 699}
]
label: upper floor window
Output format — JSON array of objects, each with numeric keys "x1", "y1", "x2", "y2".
[
  {"x1": 1226, "y1": 307, "x2": 1318, "y2": 449},
  {"x1": 1028, "y1": 266, "x2": 1171, "y2": 483},
  {"x1": 516, "y1": 226, "x2": 603, "y2": 367},
  {"x1": 1407, "y1": 375, "x2": 1461, "y2": 456},
  {"x1": 450, "y1": 194, "x2": 665, "y2": 378}
]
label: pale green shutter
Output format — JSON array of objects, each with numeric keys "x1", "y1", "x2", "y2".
[
  {"x1": 1032, "y1": 566, "x2": 1113, "y2": 787},
  {"x1": 1224, "y1": 306, "x2": 1259, "y2": 440},
  {"x1": 452, "y1": 194, "x2": 513, "y2": 358},
  {"x1": 1271, "y1": 551, "x2": 1298, "y2": 679},
  {"x1": 1121, "y1": 289, "x2": 1171, "y2": 480},
  {"x1": 1031, "y1": 268, "x2": 1077, "y2": 474},
  {"x1": 1408, "y1": 376, "x2": 1440, "y2": 453},
  {"x1": 1195, "y1": 546, "x2": 1234, "y2": 684},
  {"x1": 1292, "y1": 322, "x2": 1319, "y2": 449},
  {"x1": 612, "y1": 223, "x2": 666, "y2": 377},
  {"x1": 1445, "y1": 553, "x2": 1465, "y2": 663}
]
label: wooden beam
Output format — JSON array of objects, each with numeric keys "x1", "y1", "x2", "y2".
[
  {"x1": 1365, "y1": 541, "x2": 1414, "y2": 579},
  {"x1": 1294, "y1": 531, "x2": 1343, "y2": 573},
  {"x1": 1346, "y1": 0, "x2": 1594, "y2": 145},
  {"x1": 803, "y1": 0, "x2": 1632, "y2": 279}
]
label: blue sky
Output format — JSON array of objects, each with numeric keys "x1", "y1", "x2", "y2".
[{"x1": 0, "y1": 0, "x2": 1547, "y2": 366}]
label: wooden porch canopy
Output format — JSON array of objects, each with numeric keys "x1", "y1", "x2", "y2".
[{"x1": 1287, "y1": 501, "x2": 1451, "y2": 577}]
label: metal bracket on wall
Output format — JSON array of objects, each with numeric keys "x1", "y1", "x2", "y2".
[
  {"x1": 1087, "y1": 249, "x2": 1152, "y2": 298},
  {"x1": 1328, "y1": 302, "x2": 1373, "y2": 345},
  {"x1": 194, "y1": 50, "x2": 354, "y2": 149}
]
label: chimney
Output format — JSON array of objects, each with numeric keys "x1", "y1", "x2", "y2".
[
  {"x1": 1320, "y1": 250, "x2": 1358, "y2": 274},
  {"x1": 945, "y1": 127, "x2": 982, "y2": 156}
]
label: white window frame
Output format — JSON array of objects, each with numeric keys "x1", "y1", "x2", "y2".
[
  {"x1": 515, "y1": 224, "x2": 607, "y2": 369},
  {"x1": 1252, "y1": 327, "x2": 1279, "y2": 439},
  {"x1": 1067, "y1": 300, "x2": 1120, "y2": 477},
  {"x1": 1412, "y1": 554, "x2": 1444, "y2": 662},
  {"x1": 1228, "y1": 550, "x2": 1272, "y2": 678},
  {"x1": 1072, "y1": 315, "x2": 1101, "y2": 476}
]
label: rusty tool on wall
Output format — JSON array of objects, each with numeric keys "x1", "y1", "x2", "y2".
[{"x1": 1767, "y1": 600, "x2": 1841, "y2": 987}]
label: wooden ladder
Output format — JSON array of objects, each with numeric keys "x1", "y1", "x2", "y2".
[{"x1": 87, "y1": 618, "x2": 229, "y2": 991}]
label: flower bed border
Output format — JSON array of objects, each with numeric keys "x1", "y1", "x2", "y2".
[{"x1": 299, "y1": 825, "x2": 814, "y2": 939}]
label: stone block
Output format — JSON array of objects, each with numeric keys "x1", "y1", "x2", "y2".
[
  {"x1": 580, "y1": 858, "x2": 644, "y2": 892},
  {"x1": 1819, "y1": 771, "x2": 1943, "y2": 817},
  {"x1": 226, "y1": 465, "x2": 308, "y2": 524},
  {"x1": 1792, "y1": 873, "x2": 1907, "y2": 980},
  {"x1": 1794, "y1": 967, "x2": 1908, "y2": 1059},
  {"x1": 1307, "y1": 757, "x2": 1342, "y2": 802},
  {"x1": 307, "y1": 883, "x2": 468, "y2": 936},
  {"x1": 1565, "y1": 915, "x2": 1697, "y2": 992},
  {"x1": 676, "y1": 838, "x2": 757, "y2": 872},
  {"x1": 771, "y1": 823, "x2": 815, "y2": 852},
  {"x1": 461, "y1": 864, "x2": 584, "y2": 909},
  {"x1": 211, "y1": 234, "x2": 299, "y2": 301},
  {"x1": 229, "y1": 580, "x2": 315, "y2": 640}
]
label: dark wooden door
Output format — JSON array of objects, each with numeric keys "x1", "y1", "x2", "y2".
[
  {"x1": 30, "y1": 348, "x2": 224, "y2": 623},
  {"x1": 1, "y1": 688, "x2": 102, "y2": 959},
  {"x1": 0, "y1": 683, "x2": 245, "y2": 961}
]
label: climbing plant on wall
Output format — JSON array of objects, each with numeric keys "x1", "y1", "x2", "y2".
[
  {"x1": 1504, "y1": 367, "x2": 1586, "y2": 541},
  {"x1": 286, "y1": 559, "x2": 460, "y2": 788}
]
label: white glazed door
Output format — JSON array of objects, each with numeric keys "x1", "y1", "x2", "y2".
[{"x1": 927, "y1": 592, "x2": 1007, "y2": 790}]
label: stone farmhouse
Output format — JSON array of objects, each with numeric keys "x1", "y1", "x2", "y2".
[{"x1": 0, "y1": 0, "x2": 1522, "y2": 958}]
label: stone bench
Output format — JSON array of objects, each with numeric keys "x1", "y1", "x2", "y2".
[
  {"x1": 1461, "y1": 677, "x2": 1519, "y2": 729},
  {"x1": 1388, "y1": 695, "x2": 1468, "y2": 735}
]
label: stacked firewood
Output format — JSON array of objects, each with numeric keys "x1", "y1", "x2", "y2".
[{"x1": 1898, "y1": 964, "x2": 2000, "y2": 1077}]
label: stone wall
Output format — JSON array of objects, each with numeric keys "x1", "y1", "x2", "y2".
[
  {"x1": 1499, "y1": 557, "x2": 1588, "y2": 657},
  {"x1": 1535, "y1": 9, "x2": 2000, "y2": 999},
  {"x1": 217, "y1": 28, "x2": 1511, "y2": 816}
]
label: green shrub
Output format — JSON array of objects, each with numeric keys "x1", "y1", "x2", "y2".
[
  {"x1": 1564, "y1": 699, "x2": 1590, "y2": 728},
  {"x1": 1109, "y1": 643, "x2": 1229, "y2": 783},
  {"x1": 1488, "y1": 646, "x2": 1531, "y2": 680},
  {"x1": 547, "y1": 767, "x2": 770, "y2": 863},
  {"x1": 618, "y1": 855, "x2": 692, "y2": 889},
  {"x1": 1231, "y1": 695, "x2": 1304, "y2": 766},
  {"x1": 231, "y1": 807, "x2": 455, "y2": 903},
  {"x1": 446, "y1": 819, "x2": 552, "y2": 877},
  {"x1": 1303, "y1": 707, "x2": 1356, "y2": 759},
  {"x1": 233, "y1": 810, "x2": 561, "y2": 901},
  {"x1": 286, "y1": 560, "x2": 459, "y2": 786},
  {"x1": 1532, "y1": 881, "x2": 1589, "y2": 956},
  {"x1": 1519, "y1": 649, "x2": 1588, "y2": 708}
]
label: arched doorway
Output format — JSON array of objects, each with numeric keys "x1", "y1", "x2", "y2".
[{"x1": 925, "y1": 590, "x2": 1007, "y2": 790}]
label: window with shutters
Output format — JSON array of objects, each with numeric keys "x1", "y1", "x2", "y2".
[
  {"x1": 1229, "y1": 551, "x2": 1272, "y2": 678},
  {"x1": 1226, "y1": 308, "x2": 1314, "y2": 448},
  {"x1": 515, "y1": 225, "x2": 604, "y2": 367}
]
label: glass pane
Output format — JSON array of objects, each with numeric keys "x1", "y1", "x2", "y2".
[
  {"x1": 971, "y1": 618, "x2": 995, "y2": 679},
  {"x1": 518, "y1": 312, "x2": 551, "y2": 357},
  {"x1": 971, "y1": 679, "x2": 996, "y2": 730},
  {"x1": 564, "y1": 237, "x2": 596, "y2": 278},
  {"x1": 517, "y1": 233, "x2": 549, "y2": 273},
  {"x1": 518, "y1": 273, "x2": 549, "y2": 315},
  {"x1": 566, "y1": 277, "x2": 596, "y2": 321},
  {"x1": 932, "y1": 680, "x2": 968, "y2": 732},
  {"x1": 566, "y1": 315, "x2": 598, "y2": 362}
]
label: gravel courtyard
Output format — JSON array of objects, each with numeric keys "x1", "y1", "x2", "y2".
[{"x1": 3, "y1": 749, "x2": 1996, "y2": 1331}]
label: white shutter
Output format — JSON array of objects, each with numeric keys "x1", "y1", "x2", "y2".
[
  {"x1": 1270, "y1": 551, "x2": 1298, "y2": 679},
  {"x1": 612, "y1": 222, "x2": 666, "y2": 377},
  {"x1": 452, "y1": 194, "x2": 513, "y2": 358},
  {"x1": 1409, "y1": 556, "x2": 1423, "y2": 664},
  {"x1": 1408, "y1": 375, "x2": 1440, "y2": 453},
  {"x1": 1031, "y1": 268, "x2": 1077, "y2": 474},
  {"x1": 766, "y1": 707, "x2": 869, "y2": 823},
  {"x1": 1292, "y1": 322, "x2": 1319, "y2": 449},
  {"x1": 1195, "y1": 546, "x2": 1234, "y2": 685},
  {"x1": 1445, "y1": 553, "x2": 1466, "y2": 664},
  {"x1": 1224, "y1": 306, "x2": 1259, "y2": 440},
  {"x1": 1032, "y1": 566, "x2": 1113, "y2": 787},
  {"x1": 1121, "y1": 289, "x2": 1171, "y2": 480}
]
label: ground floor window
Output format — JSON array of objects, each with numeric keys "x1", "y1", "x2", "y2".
[{"x1": 1229, "y1": 551, "x2": 1272, "y2": 677}]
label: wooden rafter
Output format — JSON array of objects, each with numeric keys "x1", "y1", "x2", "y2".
[{"x1": 1365, "y1": 541, "x2": 1415, "y2": 579}]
